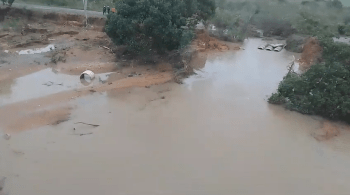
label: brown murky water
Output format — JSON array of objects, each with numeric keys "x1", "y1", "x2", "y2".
[{"x1": 1, "y1": 39, "x2": 350, "y2": 195}]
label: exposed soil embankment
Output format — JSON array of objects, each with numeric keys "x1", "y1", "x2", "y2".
[{"x1": 298, "y1": 37, "x2": 323, "y2": 71}]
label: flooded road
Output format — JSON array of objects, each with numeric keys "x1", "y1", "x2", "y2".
[{"x1": 1, "y1": 39, "x2": 350, "y2": 195}]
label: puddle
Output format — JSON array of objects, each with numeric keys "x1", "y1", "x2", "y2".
[
  {"x1": 17, "y1": 44, "x2": 55, "y2": 55},
  {"x1": 0, "y1": 68, "x2": 111, "y2": 106},
  {"x1": 184, "y1": 38, "x2": 294, "y2": 96}
]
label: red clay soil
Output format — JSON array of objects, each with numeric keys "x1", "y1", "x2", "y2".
[
  {"x1": 299, "y1": 37, "x2": 323, "y2": 71},
  {"x1": 194, "y1": 31, "x2": 230, "y2": 52}
]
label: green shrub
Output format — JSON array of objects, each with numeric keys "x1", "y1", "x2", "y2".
[
  {"x1": 257, "y1": 17, "x2": 295, "y2": 38},
  {"x1": 344, "y1": 15, "x2": 350, "y2": 25},
  {"x1": 326, "y1": 0, "x2": 343, "y2": 9},
  {"x1": 338, "y1": 24, "x2": 346, "y2": 35},
  {"x1": 105, "y1": 0, "x2": 215, "y2": 53},
  {"x1": 8, "y1": 0, "x2": 14, "y2": 6},
  {"x1": 269, "y1": 36, "x2": 350, "y2": 123}
]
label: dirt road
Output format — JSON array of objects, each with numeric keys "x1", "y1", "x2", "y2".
[{"x1": 11, "y1": 3, "x2": 104, "y2": 17}]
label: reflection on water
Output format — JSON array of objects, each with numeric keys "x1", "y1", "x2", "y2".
[{"x1": 1, "y1": 39, "x2": 350, "y2": 195}]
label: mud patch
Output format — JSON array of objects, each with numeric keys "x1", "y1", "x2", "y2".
[
  {"x1": 21, "y1": 24, "x2": 48, "y2": 35},
  {"x1": 46, "y1": 31, "x2": 79, "y2": 38},
  {"x1": 1, "y1": 106, "x2": 72, "y2": 132},
  {"x1": 14, "y1": 40, "x2": 49, "y2": 48},
  {"x1": 313, "y1": 121, "x2": 341, "y2": 141}
]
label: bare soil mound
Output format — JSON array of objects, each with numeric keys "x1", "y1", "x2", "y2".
[
  {"x1": 299, "y1": 37, "x2": 323, "y2": 71},
  {"x1": 194, "y1": 30, "x2": 230, "y2": 52}
]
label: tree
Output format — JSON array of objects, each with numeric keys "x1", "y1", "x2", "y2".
[
  {"x1": 2, "y1": 0, "x2": 7, "y2": 5},
  {"x1": 105, "y1": 0, "x2": 215, "y2": 53},
  {"x1": 8, "y1": 0, "x2": 14, "y2": 6},
  {"x1": 326, "y1": 0, "x2": 343, "y2": 9},
  {"x1": 269, "y1": 36, "x2": 350, "y2": 123}
]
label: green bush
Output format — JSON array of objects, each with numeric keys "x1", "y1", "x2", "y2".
[
  {"x1": 2, "y1": 0, "x2": 7, "y2": 5},
  {"x1": 269, "y1": 36, "x2": 350, "y2": 123},
  {"x1": 326, "y1": 0, "x2": 343, "y2": 9},
  {"x1": 105, "y1": 0, "x2": 215, "y2": 53},
  {"x1": 257, "y1": 17, "x2": 295, "y2": 38},
  {"x1": 8, "y1": 0, "x2": 14, "y2": 5},
  {"x1": 338, "y1": 24, "x2": 346, "y2": 35},
  {"x1": 344, "y1": 15, "x2": 350, "y2": 25}
]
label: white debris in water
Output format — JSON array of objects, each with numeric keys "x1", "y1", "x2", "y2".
[
  {"x1": 17, "y1": 44, "x2": 55, "y2": 55},
  {"x1": 4, "y1": 50, "x2": 9, "y2": 53}
]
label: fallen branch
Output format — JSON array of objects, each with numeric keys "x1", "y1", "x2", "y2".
[{"x1": 74, "y1": 122, "x2": 100, "y2": 127}]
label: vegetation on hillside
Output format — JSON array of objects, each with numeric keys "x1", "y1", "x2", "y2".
[
  {"x1": 265, "y1": 1, "x2": 350, "y2": 123},
  {"x1": 208, "y1": 0, "x2": 349, "y2": 41}
]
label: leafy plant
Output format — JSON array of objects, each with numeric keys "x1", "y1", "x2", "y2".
[
  {"x1": 105, "y1": 0, "x2": 215, "y2": 54},
  {"x1": 269, "y1": 36, "x2": 350, "y2": 123},
  {"x1": 8, "y1": 0, "x2": 14, "y2": 6}
]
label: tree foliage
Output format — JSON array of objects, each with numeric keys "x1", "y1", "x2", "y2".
[
  {"x1": 105, "y1": 0, "x2": 215, "y2": 53},
  {"x1": 269, "y1": 36, "x2": 350, "y2": 123},
  {"x1": 326, "y1": 0, "x2": 343, "y2": 9},
  {"x1": 1, "y1": 0, "x2": 14, "y2": 6}
]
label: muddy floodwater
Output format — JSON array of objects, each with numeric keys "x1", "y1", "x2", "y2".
[{"x1": 1, "y1": 39, "x2": 350, "y2": 195}]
